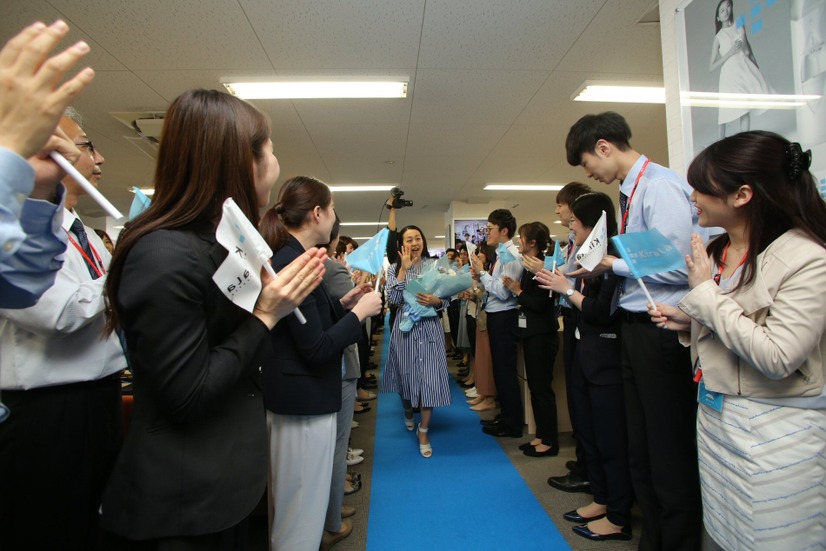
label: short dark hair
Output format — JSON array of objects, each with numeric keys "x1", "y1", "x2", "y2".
[
  {"x1": 571, "y1": 192, "x2": 618, "y2": 237},
  {"x1": 566, "y1": 111, "x2": 632, "y2": 166},
  {"x1": 487, "y1": 209, "x2": 516, "y2": 239},
  {"x1": 556, "y1": 181, "x2": 592, "y2": 206}
]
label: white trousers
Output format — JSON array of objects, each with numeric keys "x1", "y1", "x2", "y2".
[{"x1": 267, "y1": 411, "x2": 336, "y2": 551}]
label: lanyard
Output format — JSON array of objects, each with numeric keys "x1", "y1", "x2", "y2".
[
  {"x1": 619, "y1": 158, "x2": 651, "y2": 234},
  {"x1": 66, "y1": 233, "x2": 105, "y2": 278},
  {"x1": 694, "y1": 240, "x2": 747, "y2": 383}
]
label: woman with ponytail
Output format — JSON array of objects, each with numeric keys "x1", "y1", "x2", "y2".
[
  {"x1": 650, "y1": 131, "x2": 826, "y2": 550},
  {"x1": 100, "y1": 89, "x2": 326, "y2": 548},
  {"x1": 259, "y1": 176, "x2": 381, "y2": 551}
]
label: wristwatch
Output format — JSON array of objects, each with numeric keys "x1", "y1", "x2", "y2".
[
  {"x1": 565, "y1": 288, "x2": 575, "y2": 297},
  {"x1": 480, "y1": 270, "x2": 488, "y2": 277}
]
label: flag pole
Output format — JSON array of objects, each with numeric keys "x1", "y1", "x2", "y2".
[{"x1": 636, "y1": 277, "x2": 656, "y2": 310}]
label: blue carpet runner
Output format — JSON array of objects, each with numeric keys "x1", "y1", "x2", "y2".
[{"x1": 366, "y1": 317, "x2": 570, "y2": 550}]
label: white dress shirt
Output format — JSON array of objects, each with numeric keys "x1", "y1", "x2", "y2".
[{"x1": 0, "y1": 210, "x2": 126, "y2": 389}]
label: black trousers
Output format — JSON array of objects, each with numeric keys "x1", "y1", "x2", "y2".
[
  {"x1": 569, "y1": 362, "x2": 632, "y2": 527},
  {"x1": 447, "y1": 299, "x2": 460, "y2": 348},
  {"x1": 485, "y1": 309, "x2": 522, "y2": 431},
  {"x1": 561, "y1": 308, "x2": 588, "y2": 479},
  {"x1": 522, "y1": 332, "x2": 559, "y2": 448},
  {"x1": 0, "y1": 376, "x2": 123, "y2": 551},
  {"x1": 621, "y1": 319, "x2": 701, "y2": 551},
  {"x1": 100, "y1": 517, "x2": 251, "y2": 551}
]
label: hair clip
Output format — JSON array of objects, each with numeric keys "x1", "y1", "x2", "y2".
[{"x1": 784, "y1": 142, "x2": 812, "y2": 180}]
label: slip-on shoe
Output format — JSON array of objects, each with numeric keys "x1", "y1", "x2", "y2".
[
  {"x1": 320, "y1": 519, "x2": 353, "y2": 551},
  {"x1": 482, "y1": 424, "x2": 522, "y2": 438},
  {"x1": 563, "y1": 509, "x2": 606, "y2": 523},
  {"x1": 480, "y1": 415, "x2": 503, "y2": 427},
  {"x1": 524, "y1": 446, "x2": 559, "y2": 458},
  {"x1": 572, "y1": 524, "x2": 632, "y2": 542}
]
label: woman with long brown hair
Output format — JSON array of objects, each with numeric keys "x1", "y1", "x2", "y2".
[
  {"x1": 99, "y1": 89, "x2": 326, "y2": 548},
  {"x1": 260, "y1": 176, "x2": 381, "y2": 551}
]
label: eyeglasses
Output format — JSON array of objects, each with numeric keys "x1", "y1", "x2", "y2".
[
  {"x1": 485, "y1": 225, "x2": 498, "y2": 233},
  {"x1": 74, "y1": 140, "x2": 96, "y2": 155}
]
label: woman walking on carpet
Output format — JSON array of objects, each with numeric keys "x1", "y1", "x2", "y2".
[
  {"x1": 380, "y1": 225, "x2": 451, "y2": 458},
  {"x1": 650, "y1": 131, "x2": 826, "y2": 550}
]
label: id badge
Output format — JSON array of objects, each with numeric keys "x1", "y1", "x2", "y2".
[
  {"x1": 518, "y1": 313, "x2": 527, "y2": 329},
  {"x1": 697, "y1": 379, "x2": 724, "y2": 412}
]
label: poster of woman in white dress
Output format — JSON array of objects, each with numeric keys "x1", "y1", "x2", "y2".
[
  {"x1": 678, "y1": 0, "x2": 826, "y2": 171},
  {"x1": 709, "y1": 0, "x2": 772, "y2": 137}
]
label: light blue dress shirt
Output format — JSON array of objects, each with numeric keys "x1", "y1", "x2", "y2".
[
  {"x1": 0, "y1": 147, "x2": 66, "y2": 308},
  {"x1": 613, "y1": 155, "x2": 709, "y2": 312},
  {"x1": 481, "y1": 239, "x2": 522, "y2": 313}
]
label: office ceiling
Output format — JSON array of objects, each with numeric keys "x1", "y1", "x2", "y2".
[{"x1": 1, "y1": 0, "x2": 668, "y2": 244}]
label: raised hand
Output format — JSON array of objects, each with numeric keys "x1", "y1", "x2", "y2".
[
  {"x1": 685, "y1": 233, "x2": 712, "y2": 289},
  {"x1": 253, "y1": 247, "x2": 327, "y2": 328}
]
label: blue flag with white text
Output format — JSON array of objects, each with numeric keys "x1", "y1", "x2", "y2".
[
  {"x1": 611, "y1": 229, "x2": 684, "y2": 279},
  {"x1": 544, "y1": 240, "x2": 565, "y2": 271},
  {"x1": 129, "y1": 186, "x2": 151, "y2": 220}
]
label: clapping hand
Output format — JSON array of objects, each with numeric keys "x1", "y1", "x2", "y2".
[{"x1": 685, "y1": 234, "x2": 712, "y2": 289}]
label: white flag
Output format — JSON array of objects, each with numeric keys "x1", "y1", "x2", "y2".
[
  {"x1": 213, "y1": 198, "x2": 272, "y2": 313},
  {"x1": 575, "y1": 210, "x2": 607, "y2": 271}
]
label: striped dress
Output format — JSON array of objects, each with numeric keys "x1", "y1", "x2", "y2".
[{"x1": 380, "y1": 261, "x2": 451, "y2": 408}]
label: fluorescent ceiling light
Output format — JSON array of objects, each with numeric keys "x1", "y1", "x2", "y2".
[
  {"x1": 680, "y1": 91, "x2": 820, "y2": 109},
  {"x1": 223, "y1": 81, "x2": 408, "y2": 99},
  {"x1": 434, "y1": 235, "x2": 445, "y2": 239},
  {"x1": 328, "y1": 185, "x2": 395, "y2": 192},
  {"x1": 572, "y1": 82, "x2": 665, "y2": 104},
  {"x1": 340, "y1": 222, "x2": 388, "y2": 226},
  {"x1": 351, "y1": 237, "x2": 373, "y2": 240},
  {"x1": 485, "y1": 184, "x2": 565, "y2": 191},
  {"x1": 129, "y1": 187, "x2": 155, "y2": 196}
]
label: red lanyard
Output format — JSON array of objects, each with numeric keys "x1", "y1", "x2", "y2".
[
  {"x1": 66, "y1": 233, "x2": 105, "y2": 278},
  {"x1": 619, "y1": 158, "x2": 651, "y2": 234},
  {"x1": 694, "y1": 240, "x2": 747, "y2": 383}
]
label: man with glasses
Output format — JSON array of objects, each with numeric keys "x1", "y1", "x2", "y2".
[
  {"x1": 470, "y1": 209, "x2": 524, "y2": 438},
  {"x1": 0, "y1": 108, "x2": 126, "y2": 550}
]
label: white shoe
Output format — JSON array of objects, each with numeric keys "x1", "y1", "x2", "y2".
[
  {"x1": 351, "y1": 420, "x2": 359, "y2": 429},
  {"x1": 465, "y1": 388, "x2": 478, "y2": 398},
  {"x1": 346, "y1": 452, "x2": 364, "y2": 466},
  {"x1": 349, "y1": 447, "x2": 364, "y2": 457}
]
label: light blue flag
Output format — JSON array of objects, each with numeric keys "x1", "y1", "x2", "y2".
[
  {"x1": 346, "y1": 228, "x2": 389, "y2": 274},
  {"x1": 129, "y1": 186, "x2": 151, "y2": 220},
  {"x1": 497, "y1": 242, "x2": 517, "y2": 264},
  {"x1": 543, "y1": 240, "x2": 565, "y2": 271},
  {"x1": 611, "y1": 229, "x2": 685, "y2": 279}
]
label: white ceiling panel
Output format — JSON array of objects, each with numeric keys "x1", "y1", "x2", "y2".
[
  {"x1": 418, "y1": 0, "x2": 605, "y2": 70},
  {"x1": 47, "y1": 0, "x2": 273, "y2": 70},
  {"x1": 241, "y1": 0, "x2": 426, "y2": 69},
  {"x1": 410, "y1": 69, "x2": 548, "y2": 124},
  {"x1": 405, "y1": 124, "x2": 508, "y2": 158}
]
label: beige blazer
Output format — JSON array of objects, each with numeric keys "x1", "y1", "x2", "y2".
[{"x1": 678, "y1": 229, "x2": 826, "y2": 398}]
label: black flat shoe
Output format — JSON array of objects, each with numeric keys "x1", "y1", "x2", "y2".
[
  {"x1": 547, "y1": 473, "x2": 592, "y2": 494},
  {"x1": 481, "y1": 424, "x2": 522, "y2": 438},
  {"x1": 572, "y1": 524, "x2": 631, "y2": 541},
  {"x1": 524, "y1": 446, "x2": 559, "y2": 458},
  {"x1": 480, "y1": 415, "x2": 503, "y2": 427},
  {"x1": 451, "y1": 352, "x2": 464, "y2": 360},
  {"x1": 563, "y1": 509, "x2": 606, "y2": 523},
  {"x1": 518, "y1": 442, "x2": 535, "y2": 451},
  {"x1": 354, "y1": 406, "x2": 371, "y2": 414}
]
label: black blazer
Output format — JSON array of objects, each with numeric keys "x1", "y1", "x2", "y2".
[
  {"x1": 516, "y1": 265, "x2": 559, "y2": 338},
  {"x1": 573, "y1": 251, "x2": 623, "y2": 386},
  {"x1": 101, "y1": 224, "x2": 272, "y2": 539},
  {"x1": 263, "y1": 235, "x2": 362, "y2": 416}
]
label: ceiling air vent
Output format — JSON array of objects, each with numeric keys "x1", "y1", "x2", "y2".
[{"x1": 110, "y1": 112, "x2": 165, "y2": 159}]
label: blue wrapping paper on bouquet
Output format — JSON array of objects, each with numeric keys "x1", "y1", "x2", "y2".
[{"x1": 398, "y1": 261, "x2": 473, "y2": 332}]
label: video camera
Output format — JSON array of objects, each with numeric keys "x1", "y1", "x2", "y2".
[{"x1": 388, "y1": 187, "x2": 413, "y2": 209}]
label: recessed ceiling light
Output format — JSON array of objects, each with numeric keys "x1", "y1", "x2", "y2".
[
  {"x1": 223, "y1": 81, "x2": 408, "y2": 99},
  {"x1": 485, "y1": 184, "x2": 565, "y2": 191},
  {"x1": 328, "y1": 185, "x2": 395, "y2": 192},
  {"x1": 572, "y1": 81, "x2": 665, "y2": 104}
]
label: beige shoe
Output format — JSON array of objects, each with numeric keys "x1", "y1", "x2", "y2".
[
  {"x1": 470, "y1": 398, "x2": 496, "y2": 411},
  {"x1": 341, "y1": 505, "x2": 356, "y2": 518},
  {"x1": 320, "y1": 519, "x2": 353, "y2": 551}
]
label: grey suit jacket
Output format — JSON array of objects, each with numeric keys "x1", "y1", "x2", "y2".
[{"x1": 323, "y1": 258, "x2": 361, "y2": 380}]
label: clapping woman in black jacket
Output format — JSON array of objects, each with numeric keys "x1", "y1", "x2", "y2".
[
  {"x1": 502, "y1": 222, "x2": 560, "y2": 457},
  {"x1": 537, "y1": 192, "x2": 633, "y2": 542}
]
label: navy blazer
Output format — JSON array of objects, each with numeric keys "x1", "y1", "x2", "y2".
[
  {"x1": 572, "y1": 250, "x2": 623, "y2": 386},
  {"x1": 101, "y1": 223, "x2": 271, "y2": 539},
  {"x1": 263, "y1": 235, "x2": 362, "y2": 415}
]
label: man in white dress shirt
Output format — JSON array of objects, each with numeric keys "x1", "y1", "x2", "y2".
[{"x1": 0, "y1": 110, "x2": 126, "y2": 551}]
